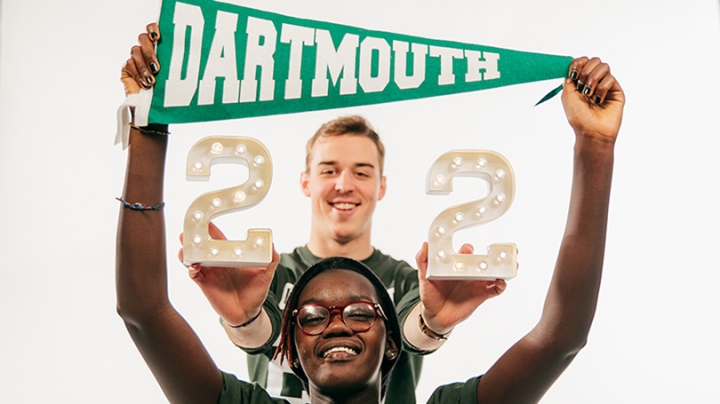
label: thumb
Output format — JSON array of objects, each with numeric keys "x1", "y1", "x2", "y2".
[
  {"x1": 178, "y1": 232, "x2": 186, "y2": 264},
  {"x1": 178, "y1": 245, "x2": 185, "y2": 264},
  {"x1": 187, "y1": 264, "x2": 204, "y2": 282},
  {"x1": 208, "y1": 221, "x2": 228, "y2": 241},
  {"x1": 415, "y1": 242, "x2": 429, "y2": 281},
  {"x1": 120, "y1": 60, "x2": 141, "y2": 97},
  {"x1": 487, "y1": 279, "x2": 507, "y2": 297}
]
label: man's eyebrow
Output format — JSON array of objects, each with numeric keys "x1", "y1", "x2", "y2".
[{"x1": 317, "y1": 161, "x2": 375, "y2": 169}]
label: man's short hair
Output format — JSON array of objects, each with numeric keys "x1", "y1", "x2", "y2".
[{"x1": 305, "y1": 115, "x2": 386, "y2": 175}]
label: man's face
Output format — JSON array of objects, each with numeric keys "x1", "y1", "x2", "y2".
[{"x1": 302, "y1": 134, "x2": 386, "y2": 244}]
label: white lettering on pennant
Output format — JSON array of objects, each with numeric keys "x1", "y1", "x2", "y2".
[
  {"x1": 393, "y1": 41, "x2": 427, "y2": 89},
  {"x1": 165, "y1": 2, "x2": 204, "y2": 107},
  {"x1": 312, "y1": 29, "x2": 359, "y2": 97},
  {"x1": 198, "y1": 11, "x2": 240, "y2": 105},
  {"x1": 280, "y1": 23, "x2": 315, "y2": 100},
  {"x1": 240, "y1": 17, "x2": 277, "y2": 103},
  {"x1": 163, "y1": 3, "x2": 504, "y2": 107},
  {"x1": 429, "y1": 46, "x2": 464, "y2": 85},
  {"x1": 465, "y1": 50, "x2": 500, "y2": 82},
  {"x1": 359, "y1": 37, "x2": 391, "y2": 93}
]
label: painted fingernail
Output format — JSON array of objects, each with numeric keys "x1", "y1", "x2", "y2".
[
  {"x1": 594, "y1": 95, "x2": 602, "y2": 104},
  {"x1": 570, "y1": 70, "x2": 578, "y2": 80},
  {"x1": 151, "y1": 32, "x2": 159, "y2": 40},
  {"x1": 583, "y1": 85, "x2": 591, "y2": 95},
  {"x1": 145, "y1": 75, "x2": 154, "y2": 85},
  {"x1": 150, "y1": 62, "x2": 159, "y2": 74},
  {"x1": 577, "y1": 82, "x2": 585, "y2": 93}
]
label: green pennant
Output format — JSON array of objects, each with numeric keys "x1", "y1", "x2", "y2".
[{"x1": 141, "y1": 0, "x2": 572, "y2": 125}]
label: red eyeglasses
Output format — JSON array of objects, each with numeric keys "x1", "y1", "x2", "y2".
[{"x1": 292, "y1": 301, "x2": 388, "y2": 336}]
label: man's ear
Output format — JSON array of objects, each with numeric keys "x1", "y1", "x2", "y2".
[
  {"x1": 384, "y1": 334, "x2": 399, "y2": 360},
  {"x1": 377, "y1": 175, "x2": 387, "y2": 201},
  {"x1": 300, "y1": 171, "x2": 311, "y2": 197}
]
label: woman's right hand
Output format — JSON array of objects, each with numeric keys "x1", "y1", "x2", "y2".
[
  {"x1": 121, "y1": 22, "x2": 160, "y2": 97},
  {"x1": 178, "y1": 222, "x2": 280, "y2": 328}
]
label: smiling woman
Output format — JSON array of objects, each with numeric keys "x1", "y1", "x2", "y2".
[{"x1": 272, "y1": 257, "x2": 402, "y2": 402}]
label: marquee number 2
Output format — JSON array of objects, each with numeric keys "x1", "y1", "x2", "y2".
[
  {"x1": 183, "y1": 136, "x2": 273, "y2": 268},
  {"x1": 426, "y1": 150, "x2": 517, "y2": 280}
]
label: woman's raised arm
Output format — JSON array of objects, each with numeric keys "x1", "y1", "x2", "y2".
[
  {"x1": 476, "y1": 56, "x2": 624, "y2": 404},
  {"x1": 115, "y1": 23, "x2": 224, "y2": 404}
]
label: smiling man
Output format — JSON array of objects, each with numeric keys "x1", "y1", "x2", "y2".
[
  {"x1": 220, "y1": 116, "x2": 440, "y2": 404},
  {"x1": 303, "y1": 118, "x2": 386, "y2": 257}
]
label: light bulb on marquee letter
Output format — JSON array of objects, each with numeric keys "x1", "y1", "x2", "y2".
[
  {"x1": 426, "y1": 150, "x2": 517, "y2": 280},
  {"x1": 183, "y1": 136, "x2": 273, "y2": 267}
]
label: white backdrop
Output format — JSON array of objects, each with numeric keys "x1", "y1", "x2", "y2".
[{"x1": 1, "y1": 1, "x2": 719, "y2": 403}]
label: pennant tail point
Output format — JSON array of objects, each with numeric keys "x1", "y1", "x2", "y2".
[{"x1": 534, "y1": 83, "x2": 564, "y2": 107}]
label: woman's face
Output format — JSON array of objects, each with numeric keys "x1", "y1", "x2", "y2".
[{"x1": 293, "y1": 269, "x2": 395, "y2": 396}]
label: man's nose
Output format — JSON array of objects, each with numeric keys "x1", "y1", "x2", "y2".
[{"x1": 335, "y1": 171, "x2": 354, "y2": 193}]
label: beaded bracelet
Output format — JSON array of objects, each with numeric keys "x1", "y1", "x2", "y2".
[
  {"x1": 116, "y1": 197, "x2": 165, "y2": 211},
  {"x1": 129, "y1": 123, "x2": 170, "y2": 136}
]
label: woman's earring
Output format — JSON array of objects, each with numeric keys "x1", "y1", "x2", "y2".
[
  {"x1": 385, "y1": 349, "x2": 397, "y2": 360},
  {"x1": 292, "y1": 357, "x2": 300, "y2": 368}
]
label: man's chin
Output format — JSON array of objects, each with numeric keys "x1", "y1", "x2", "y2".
[{"x1": 331, "y1": 231, "x2": 358, "y2": 244}]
